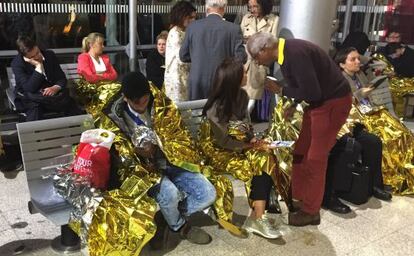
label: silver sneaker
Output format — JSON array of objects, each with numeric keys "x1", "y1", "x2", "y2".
[{"x1": 242, "y1": 215, "x2": 283, "y2": 239}]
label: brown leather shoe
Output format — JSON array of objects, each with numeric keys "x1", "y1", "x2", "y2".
[{"x1": 288, "y1": 210, "x2": 320, "y2": 226}]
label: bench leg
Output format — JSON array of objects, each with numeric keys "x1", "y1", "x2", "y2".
[{"x1": 51, "y1": 224, "x2": 81, "y2": 253}]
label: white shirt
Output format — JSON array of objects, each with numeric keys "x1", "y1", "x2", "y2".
[
  {"x1": 34, "y1": 54, "x2": 46, "y2": 76},
  {"x1": 90, "y1": 54, "x2": 107, "y2": 73},
  {"x1": 127, "y1": 103, "x2": 151, "y2": 127}
]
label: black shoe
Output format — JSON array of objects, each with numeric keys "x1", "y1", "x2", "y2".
[
  {"x1": 179, "y1": 223, "x2": 212, "y2": 245},
  {"x1": 149, "y1": 211, "x2": 168, "y2": 250},
  {"x1": 0, "y1": 160, "x2": 22, "y2": 172},
  {"x1": 383, "y1": 185, "x2": 393, "y2": 193},
  {"x1": 323, "y1": 195, "x2": 351, "y2": 214},
  {"x1": 373, "y1": 187, "x2": 392, "y2": 201}
]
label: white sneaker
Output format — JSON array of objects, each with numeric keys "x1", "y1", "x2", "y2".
[{"x1": 243, "y1": 215, "x2": 283, "y2": 239}]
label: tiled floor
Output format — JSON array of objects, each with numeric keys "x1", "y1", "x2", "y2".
[{"x1": 0, "y1": 168, "x2": 414, "y2": 256}]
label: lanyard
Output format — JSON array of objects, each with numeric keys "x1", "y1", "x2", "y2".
[{"x1": 125, "y1": 105, "x2": 145, "y2": 126}]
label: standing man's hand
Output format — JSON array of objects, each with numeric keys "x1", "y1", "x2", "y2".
[{"x1": 265, "y1": 78, "x2": 283, "y2": 94}]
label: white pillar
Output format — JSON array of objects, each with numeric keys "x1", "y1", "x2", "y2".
[
  {"x1": 129, "y1": 0, "x2": 137, "y2": 71},
  {"x1": 106, "y1": 0, "x2": 120, "y2": 46},
  {"x1": 343, "y1": 0, "x2": 354, "y2": 42},
  {"x1": 279, "y1": 0, "x2": 339, "y2": 52}
]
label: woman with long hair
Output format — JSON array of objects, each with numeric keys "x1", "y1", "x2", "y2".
[
  {"x1": 164, "y1": 1, "x2": 196, "y2": 102},
  {"x1": 201, "y1": 57, "x2": 282, "y2": 239}
]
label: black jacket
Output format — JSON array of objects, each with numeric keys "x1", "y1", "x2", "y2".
[
  {"x1": 281, "y1": 39, "x2": 351, "y2": 107},
  {"x1": 11, "y1": 49, "x2": 67, "y2": 95},
  {"x1": 393, "y1": 47, "x2": 414, "y2": 78},
  {"x1": 145, "y1": 49, "x2": 165, "y2": 89}
]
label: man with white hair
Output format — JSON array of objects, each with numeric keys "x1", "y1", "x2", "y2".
[
  {"x1": 180, "y1": 0, "x2": 247, "y2": 100},
  {"x1": 247, "y1": 32, "x2": 352, "y2": 227}
]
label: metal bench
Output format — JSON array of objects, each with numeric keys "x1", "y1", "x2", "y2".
[
  {"x1": 176, "y1": 99, "x2": 207, "y2": 138},
  {"x1": 403, "y1": 93, "x2": 414, "y2": 119},
  {"x1": 5, "y1": 63, "x2": 80, "y2": 112},
  {"x1": 17, "y1": 114, "x2": 93, "y2": 252},
  {"x1": 368, "y1": 78, "x2": 398, "y2": 117}
]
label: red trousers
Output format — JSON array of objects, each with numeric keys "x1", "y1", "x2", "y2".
[{"x1": 292, "y1": 94, "x2": 352, "y2": 214}]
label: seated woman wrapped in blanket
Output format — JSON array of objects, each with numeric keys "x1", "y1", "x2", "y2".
[{"x1": 200, "y1": 57, "x2": 284, "y2": 239}]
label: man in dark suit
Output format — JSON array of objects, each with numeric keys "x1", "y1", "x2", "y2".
[
  {"x1": 11, "y1": 36, "x2": 79, "y2": 121},
  {"x1": 179, "y1": 0, "x2": 247, "y2": 100}
]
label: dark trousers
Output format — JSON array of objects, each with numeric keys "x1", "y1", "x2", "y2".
[
  {"x1": 20, "y1": 90, "x2": 81, "y2": 121},
  {"x1": 249, "y1": 172, "x2": 274, "y2": 201},
  {"x1": 291, "y1": 94, "x2": 352, "y2": 214}
]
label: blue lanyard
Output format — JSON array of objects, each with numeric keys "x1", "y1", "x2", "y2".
[
  {"x1": 352, "y1": 76, "x2": 370, "y2": 106},
  {"x1": 125, "y1": 105, "x2": 145, "y2": 126}
]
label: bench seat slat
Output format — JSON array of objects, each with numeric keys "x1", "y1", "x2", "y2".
[
  {"x1": 22, "y1": 146, "x2": 73, "y2": 162},
  {"x1": 17, "y1": 115, "x2": 92, "y2": 133},
  {"x1": 19, "y1": 126, "x2": 85, "y2": 143},
  {"x1": 26, "y1": 163, "x2": 72, "y2": 179},
  {"x1": 20, "y1": 136, "x2": 81, "y2": 152},
  {"x1": 24, "y1": 154, "x2": 74, "y2": 178}
]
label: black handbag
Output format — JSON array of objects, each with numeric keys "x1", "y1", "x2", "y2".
[
  {"x1": 338, "y1": 164, "x2": 370, "y2": 205},
  {"x1": 326, "y1": 135, "x2": 370, "y2": 205},
  {"x1": 266, "y1": 187, "x2": 282, "y2": 214},
  {"x1": 328, "y1": 135, "x2": 361, "y2": 192}
]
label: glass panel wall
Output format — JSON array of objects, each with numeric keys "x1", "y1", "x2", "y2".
[{"x1": 0, "y1": 1, "x2": 412, "y2": 86}]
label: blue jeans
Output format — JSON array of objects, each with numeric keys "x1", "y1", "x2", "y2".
[{"x1": 153, "y1": 166, "x2": 216, "y2": 231}]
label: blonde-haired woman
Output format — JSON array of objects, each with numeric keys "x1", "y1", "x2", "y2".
[
  {"x1": 241, "y1": 0, "x2": 278, "y2": 117},
  {"x1": 77, "y1": 32, "x2": 118, "y2": 83}
]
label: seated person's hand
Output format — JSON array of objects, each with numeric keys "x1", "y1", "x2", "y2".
[
  {"x1": 42, "y1": 85, "x2": 61, "y2": 96},
  {"x1": 249, "y1": 137, "x2": 258, "y2": 144},
  {"x1": 385, "y1": 71, "x2": 395, "y2": 78},
  {"x1": 283, "y1": 104, "x2": 296, "y2": 121},
  {"x1": 250, "y1": 138, "x2": 272, "y2": 151},
  {"x1": 134, "y1": 141, "x2": 157, "y2": 159},
  {"x1": 265, "y1": 79, "x2": 282, "y2": 94},
  {"x1": 23, "y1": 56, "x2": 42, "y2": 68},
  {"x1": 361, "y1": 86, "x2": 374, "y2": 97}
]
